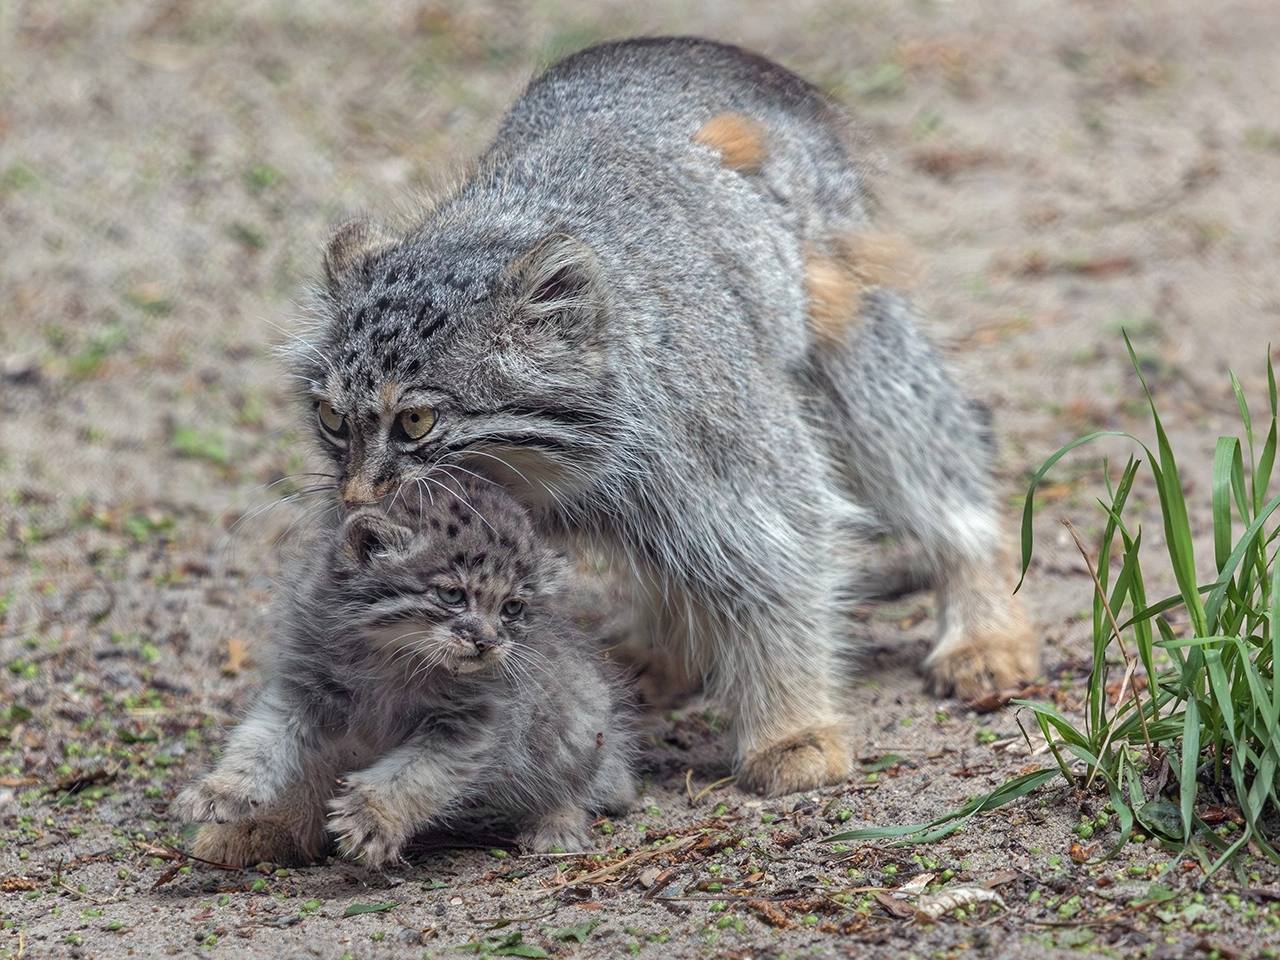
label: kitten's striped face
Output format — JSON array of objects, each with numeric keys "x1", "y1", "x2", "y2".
[
  {"x1": 300, "y1": 224, "x2": 612, "y2": 513},
  {"x1": 333, "y1": 480, "x2": 549, "y2": 678}
]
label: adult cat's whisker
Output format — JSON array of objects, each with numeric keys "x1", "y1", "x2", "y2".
[
  {"x1": 421, "y1": 476, "x2": 498, "y2": 536},
  {"x1": 449, "y1": 447, "x2": 574, "y2": 516},
  {"x1": 433, "y1": 462, "x2": 498, "y2": 488},
  {"x1": 275, "y1": 498, "x2": 340, "y2": 548},
  {"x1": 264, "y1": 317, "x2": 336, "y2": 374}
]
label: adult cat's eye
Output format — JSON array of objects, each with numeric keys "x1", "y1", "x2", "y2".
[
  {"x1": 315, "y1": 400, "x2": 348, "y2": 443},
  {"x1": 501, "y1": 599, "x2": 525, "y2": 619},
  {"x1": 436, "y1": 586, "x2": 465, "y2": 606},
  {"x1": 395, "y1": 405, "x2": 437, "y2": 442}
]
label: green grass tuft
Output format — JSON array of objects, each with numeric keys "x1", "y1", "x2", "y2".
[{"x1": 832, "y1": 337, "x2": 1280, "y2": 874}]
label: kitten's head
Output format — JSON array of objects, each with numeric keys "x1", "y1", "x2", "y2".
[
  {"x1": 330, "y1": 475, "x2": 560, "y2": 678},
  {"x1": 293, "y1": 218, "x2": 612, "y2": 512}
]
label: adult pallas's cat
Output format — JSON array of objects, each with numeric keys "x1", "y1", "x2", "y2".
[{"x1": 293, "y1": 37, "x2": 1036, "y2": 795}]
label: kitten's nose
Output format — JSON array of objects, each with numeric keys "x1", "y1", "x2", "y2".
[{"x1": 459, "y1": 622, "x2": 499, "y2": 655}]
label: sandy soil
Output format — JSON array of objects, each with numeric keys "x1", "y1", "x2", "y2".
[{"x1": 4, "y1": 1, "x2": 1280, "y2": 957}]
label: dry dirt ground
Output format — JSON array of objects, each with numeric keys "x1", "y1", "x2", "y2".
[{"x1": 4, "y1": 1, "x2": 1280, "y2": 957}]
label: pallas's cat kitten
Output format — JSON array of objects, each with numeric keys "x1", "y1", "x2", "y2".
[{"x1": 173, "y1": 476, "x2": 635, "y2": 867}]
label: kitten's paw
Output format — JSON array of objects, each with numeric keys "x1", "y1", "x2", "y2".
[
  {"x1": 192, "y1": 819, "x2": 323, "y2": 868},
  {"x1": 738, "y1": 723, "x2": 852, "y2": 796},
  {"x1": 520, "y1": 807, "x2": 592, "y2": 854},
  {"x1": 924, "y1": 603, "x2": 1039, "y2": 700},
  {"x1": 173, "y1": 774, "x2": 270, "y2": 824},
  {"x1": 327, "y1": 786, "x2": 408, "y2": 869}
]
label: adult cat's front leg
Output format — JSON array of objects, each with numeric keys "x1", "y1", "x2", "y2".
[
  {"x1": 173, "y1": 684, "x2": 316, "y2": 823},
  {"x1": 642, "y1": 493, "x2": 856, "y2": 796},
  {"x1": 719, "y1": 596, "x2": 854, "y2": 796}
]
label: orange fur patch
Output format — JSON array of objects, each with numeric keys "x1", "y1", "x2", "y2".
[
  {"x1": 804, "y1": 251, "x2": 865, "y2": 345},
  {"x1": 804, "y1": 233, "x2": 918, "y2": 344},
  {"x1": 694, "y1": 113, "x2": 768, "y2": 173}
]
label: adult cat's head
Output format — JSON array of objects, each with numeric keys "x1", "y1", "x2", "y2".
[
  {"x1": 329, "y1": 475, "x2": 561, "y2": 678},
  {"x1": 291, "y1": 217, "x2": 614, "y2": 513}
]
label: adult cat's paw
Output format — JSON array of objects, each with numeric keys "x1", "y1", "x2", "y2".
[
  {"x1": 192, "y1": 820, "x2": 322, "y2": 868},
  {"x1": 924, "y1": 600, "x2": 1039, "y2": 700},
  {"x1": 172, "y1": 774, "x2": 269, "y2": 823},
  {"x1": 327, "y1": 785, "x2": 408, "y2": 868},
  {"x1": 520, "y1": 807, "x2": 592, "y2": 854},
  {"x1": 738, "y1": 723, "x2": 852, "y2": 796}
]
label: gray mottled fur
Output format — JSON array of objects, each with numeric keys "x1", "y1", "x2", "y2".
[
  {"x1": 289, "y1": 37, "x2": 1036, "y2": 795},
  {"x1": 174, "y1": 477, "x2": 635, "y2": 865}
]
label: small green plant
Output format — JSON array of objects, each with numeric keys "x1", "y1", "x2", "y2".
[{"x1": 831, "y1": 336, "x2": 1280, "y2": 874}]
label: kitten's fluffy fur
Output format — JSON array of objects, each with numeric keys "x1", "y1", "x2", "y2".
[
  {"x1": 174, "y1": 477, "x2": 635, "y2": 867},
  {"x1": 293, "y1": 37, "x2": 1038, "y2": 796}
]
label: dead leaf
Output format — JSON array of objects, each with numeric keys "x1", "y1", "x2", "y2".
[
  {"x1": 151, "y1": 864, "x2": 182, "y2": 889},
  {"x1": 1069, "y1": 842, "x2": 1092, "y2": 864},
  {"x1": 966, "y1": 683, "x2": 1046, "y2": 713},
  {"x1": 746, "y1": 899, "x2": 793, "y2": 929},
  {"x1": 896, "y1": 872, "x2": 935, "y2": 897},
  {"x1": 911, "y1": 146, "x2": 995, "y2": 179},
  {"x1": 221, "y1": 638, "x2": 248, "y2": 676},
  {"x1": 917, "y1": 886, "x2": 1006, "y2": 919},
  {"x1": 640, "y1": 867, "x2": 677, "y2": 898},
  {"x1": 874, "y1": 891, "x2": 919, "y2": 919},
  {"x1": 51, "y1": 768, "x2": 116, "y2": 794},
  {"x1": 1065, "y1": 255, "x2": 1138, "y2": 277},
  {"x1": 1199, "y1": 805, "x2": 1241, "y2": 826},
  {"x1": 133, "y1": 840, "x2": 181, "y2": 861},
  {"x1": 983, "y1": 870, "x2": 1019, "y2": 889}
]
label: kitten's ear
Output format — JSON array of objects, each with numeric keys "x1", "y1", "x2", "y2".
[
  {"x1": 507, "y1": 234, "x2": 607, "y2": 339},
  {"x1": 342, "y1": 511, "x2": 413, "y2": 565},
  {"x1": 323, "y1": 218, "x2": 396, "y2": 296}
]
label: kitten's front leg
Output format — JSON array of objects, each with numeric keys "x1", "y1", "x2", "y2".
[
  {"x1": 327, "y1": 728, "x2": 487, "y2": 868},
  {"x1": 173, "y1": 684, "x2": 320, "y2": 823}
]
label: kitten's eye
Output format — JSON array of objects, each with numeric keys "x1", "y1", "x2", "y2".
[
  {"x1": 436, "y1": 586, "x2": 465, "y2": 606},
  {"x1": 316, "y1": 400, "x2": 348, "y2": 443},
  {"x1": 501, "y1": 599, "x2": 525, "y2": 619},
  {"x1": 396, "y1": 406, "x2": 437, "y2": 442}
]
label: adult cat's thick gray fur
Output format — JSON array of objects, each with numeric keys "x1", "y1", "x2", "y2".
[
  {"x1": 291, "y1": 37, "x2": 1038, "y2": 796},
  {"x1": 173, "y1": 477, "x2": 635, "y2": 866}
]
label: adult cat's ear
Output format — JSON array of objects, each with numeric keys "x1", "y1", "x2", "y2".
[
  {"x1": 342, "y1": 511, "x2": 413, "y2": 565},
  {"x1": 323, "y1": 218, "x2": 396, "y2": 296},
  {"x1": 507, "y1": 234, "x2": 607, "y2": 340}
]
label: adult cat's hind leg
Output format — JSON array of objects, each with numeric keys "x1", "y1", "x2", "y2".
[
  {"x1": 811, "y1": 287, "x2": 1039, "y2": 698},
  {"x1": 520, "y1": 806, "x2": 592, "y2": 853},
  {"x1": 658, "y1": 524, "x2": 854, "y2": 796}
]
